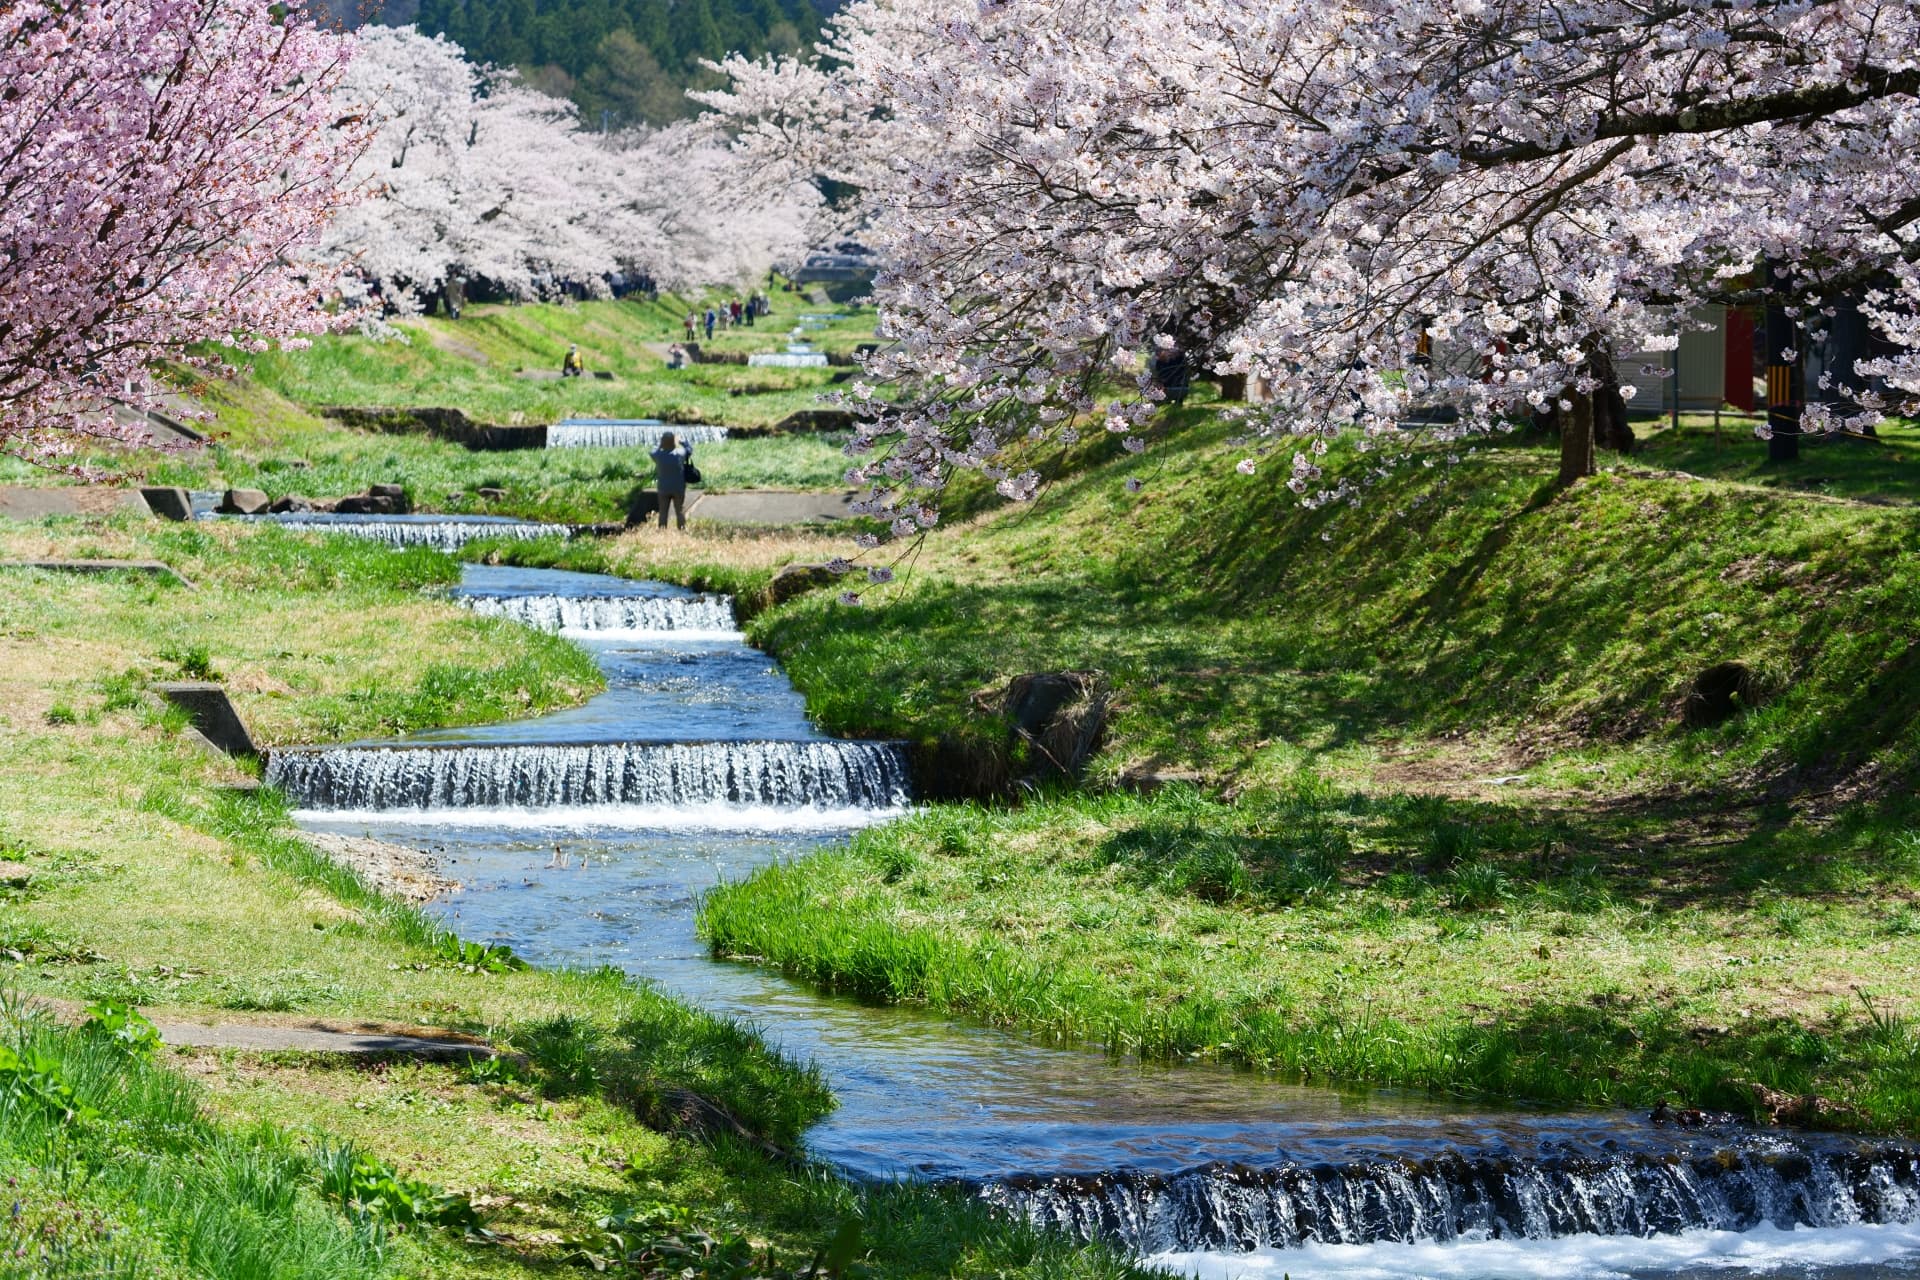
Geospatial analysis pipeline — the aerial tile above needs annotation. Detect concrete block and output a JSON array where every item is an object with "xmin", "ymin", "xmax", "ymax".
[
  {"xmin": 140, "ymin": 487, "xmax": 194, "ymax": 521},
  {"xmin": 153, "ymin": 682, "xmax": 258, "ymax": 758}
]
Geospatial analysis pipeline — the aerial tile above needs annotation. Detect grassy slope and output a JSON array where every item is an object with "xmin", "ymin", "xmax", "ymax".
[
  {"xmin": 560, "ymin": 415, "xmax": 1920, "ymax": 1132},
  {"xmin": 0, "ymin": 291, "xmax": 874, "ymax": 523},
  {"xmin": 230, "ymin": 291, "xmax": 871, "ymax": 428},
  {"xmin": 140, "ymin": 380, "xmax": 855, "ymax": 524},
  {"xmin": 0, "ymin": 516, "xmax": 1151, "ymax": 1280}
]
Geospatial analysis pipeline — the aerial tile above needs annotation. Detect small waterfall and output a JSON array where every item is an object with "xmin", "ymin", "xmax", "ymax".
[
  {"xmin": 251, "ymin": 514, "xmax": 566, "ymax": 551},
  {"xmin": 460, "ymin": 591, "xmax": 737, "ymax": 635},
  {"xmin": 267, "ymin": 739, "xmax": 912, "ymax": 814},
  {"xmin": 980, "ymin": 1145, "xmax": 1920, "ymax": 1254},
  {"xmin": 546, "ymin": 421, "xmax": 729, "ymax": 449},
  {"xmin": 748, "ymin": 351, "xmax": 829, "ymax": 368}
]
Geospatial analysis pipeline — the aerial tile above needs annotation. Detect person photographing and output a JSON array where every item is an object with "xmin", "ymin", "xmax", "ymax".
[{"xmin": 649, "ymin": 431, "xmax": 698, "ymax": 529}]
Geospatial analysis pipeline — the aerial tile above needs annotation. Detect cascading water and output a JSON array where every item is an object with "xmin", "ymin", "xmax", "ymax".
[
  {"xmin": 280, "ymin": 563, "xmax": 1920, "ymax": 1280},
  {"xmin": 546, "ymin": 419, "xmax": 729, "ymax": 449},
  {"xmin": 460, "ymin": 590, "xmax": 737, "ymax": 636},
  {"xmin": 982, "ymin": 1140, "xmax": 1920, "ymax": 1254},
  {"xmin": 236, "ymin": 512, "xmax": 567, "ymax": 550},
  {"xmin": 267, "ymin": 739, "xmax": 910, "ymax": 816}
]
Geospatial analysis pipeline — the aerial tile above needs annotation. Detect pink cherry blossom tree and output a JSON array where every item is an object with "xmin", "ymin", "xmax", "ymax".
[
  {"xmin": 810, "ymin": 0, "xmax": 1920, "ymax": 529},
  {"xmin": 0, "ymin": 0, "xmax": 363, "ymax": 466}
]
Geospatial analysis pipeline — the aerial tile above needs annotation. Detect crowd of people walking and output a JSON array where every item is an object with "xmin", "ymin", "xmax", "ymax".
[{"xmin": 684, "ymin": 294, "xmax": 771, "ymax": 342}]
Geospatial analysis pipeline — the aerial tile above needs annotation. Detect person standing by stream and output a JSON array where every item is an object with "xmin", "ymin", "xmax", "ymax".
[{"xmin": 650, "ymin": 431, "xmax": 695, "ymax": 530}]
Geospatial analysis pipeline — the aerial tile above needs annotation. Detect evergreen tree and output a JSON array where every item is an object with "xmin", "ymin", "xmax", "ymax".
[{"xmin": 386, "ymin": 0, "xmax": 807, "ymax": 122}]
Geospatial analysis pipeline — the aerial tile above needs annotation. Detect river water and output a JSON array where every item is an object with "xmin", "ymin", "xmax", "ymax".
[{"xmin": 272, "ymin": 557, "xmax": 1920, "ymax": 1280}]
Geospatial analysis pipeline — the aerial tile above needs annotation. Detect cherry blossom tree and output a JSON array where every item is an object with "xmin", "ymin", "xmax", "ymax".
[
  {"xmin": 0, "ymin": 0, "xmax": 362, "ymax": 465},
  {"xmin": 694, "ymin": 0, "xmax": 945, "ymax": 232},
  {"xmin": 595, "ymin": 122, "xmax": 825, "ymax": 290},
  {"xmin": 322, "ymin": 26, "xmax": 615, "ymax": 313},
  {"xmin": 822, "ymin": 0, "xmax": 1920, "ymax": 526},
  {"xmin": 326, "ymin": 26, "xmax": 827, "ymax": 311}
]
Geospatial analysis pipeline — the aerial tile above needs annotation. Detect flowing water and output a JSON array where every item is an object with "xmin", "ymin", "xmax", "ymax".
[
  {"xmin": 278, "ymin": 561, "xmax": 1920, "ymax": 1280},
  {"xmin": 230, "ymin": 512, "xmax": 571, "ymax": 550},
  {"xmin": 546, "ymin": 419, "xmax": 730, "ymax": 449}
]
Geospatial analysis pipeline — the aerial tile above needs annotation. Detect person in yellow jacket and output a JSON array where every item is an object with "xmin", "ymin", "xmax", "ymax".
[{"xmin": 562, "ymin": 344, "xmax": 584, "ymax": 377}]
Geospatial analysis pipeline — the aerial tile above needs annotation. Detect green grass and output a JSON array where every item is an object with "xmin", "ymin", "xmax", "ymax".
[
  {"xmin": 700, "ymin": 783, "xmax": 1920, "ymax": 1133},
  {"xmin": 0, "ymin": 517, "xmax": 602, "ymax": 744},
  {"xmin": 554, "ymin": 412, "xmax": 1920, "ymax": 1134},
  {"xmin": 0, "ymin": 1002, "xmax": 390, "ymax": 1279},
  {"xmin": 739, "ymin": 418, "xmax": 1920, "ymax": 795},
  {"xmin": 230, "ymin": 292, "xmax": 868, "ymax": 430},
  {"xmin": 0, "ymin": 291, "xmax": 874, "ymax": 523},
  {"xmin": 1634, "ymin": 415, "xmax": 1920, "ymax": 503},
  {"xmin": 140, "ymin": 413, "xmax": 855, "ymax": 524}
]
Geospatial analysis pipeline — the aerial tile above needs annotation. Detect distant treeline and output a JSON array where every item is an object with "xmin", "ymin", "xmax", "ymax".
[{"xmin": 376, "ymin": 0, "xmax": 826, "ymax": 126}]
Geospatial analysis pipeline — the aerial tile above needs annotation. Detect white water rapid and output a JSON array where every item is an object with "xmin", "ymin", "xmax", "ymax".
[
  {"xmin": 458, "ymin": 590, "xmax": 739, "ymax": 639},
  {"xmin": 545, "ymin": 420, "xmax": 729, "ymax": 449}
]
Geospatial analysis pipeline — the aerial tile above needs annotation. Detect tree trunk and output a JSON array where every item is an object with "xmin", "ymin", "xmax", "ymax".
[
  {"xmin": 1559, "ymin": 386, "xmax": 1596, "ymax": 486},
  {"xmin": 1590, "ymin": 348, "xmax": 1636, "ymax": 454}
]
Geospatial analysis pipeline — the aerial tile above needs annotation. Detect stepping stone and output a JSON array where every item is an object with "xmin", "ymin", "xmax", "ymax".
[
  {"xmin": 0, "ymin": 558, "xmax": 193, "ymax": 588},
  {"xmin": 0, "ymin": 486, "xmax": 151, "ymax": 520},
  {"xmin": 153, "ymin": 1020, "xmax": 494, "ymax": 1061}
]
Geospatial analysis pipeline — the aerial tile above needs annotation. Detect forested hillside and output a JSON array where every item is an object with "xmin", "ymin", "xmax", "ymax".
[{"xmin": 390, "ymin": 0, "xmax": 825, "ymax": 125}]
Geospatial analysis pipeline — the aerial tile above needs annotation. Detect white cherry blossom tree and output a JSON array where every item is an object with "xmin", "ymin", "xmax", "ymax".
[
  {"xmin": 810, "ymin": 0, "xmax": 1920, "ymax": 525},
  {"xmin": 325, "ymin": 26, "xmax": 829, "ymax": 310}
]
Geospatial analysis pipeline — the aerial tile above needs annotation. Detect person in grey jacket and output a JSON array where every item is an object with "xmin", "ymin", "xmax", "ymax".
[{"xmin": 650, "ymin": 431, "xmax": 693, "ymax": 529}]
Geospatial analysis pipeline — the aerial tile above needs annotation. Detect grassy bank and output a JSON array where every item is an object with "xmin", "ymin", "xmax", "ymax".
[
  {"xmin": 0, "ymin": 515, "xmax": 1154, "ymax": 1279},
  {"xmin": 0, "ymin": 291, "xmax": 874, "ymax": 523},
  {"xmin": 533, "ymin": 415, "xmax": 1920, "ymax": 1132},
  {"xmin": 139, "ymin": 381, "xmax": 854, "ymax": 524},
  {"xmin": 228, "ymin": 292, "xmax": 871, "ymax": 430}
]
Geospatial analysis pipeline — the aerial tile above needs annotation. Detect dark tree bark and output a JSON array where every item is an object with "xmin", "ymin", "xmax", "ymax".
[
  {"xmin": 1591, "ymin": 348, "xmax": 1636, "ymax": 454},
  {"xmin": 1559, "ymin": 385, "xmax": 1596, "ymax": 486}
]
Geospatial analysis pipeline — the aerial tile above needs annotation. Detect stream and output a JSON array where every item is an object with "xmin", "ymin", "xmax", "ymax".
[{"xmin": 266, "ymin": 552, "xmax": 1920, "ymax": 1280}]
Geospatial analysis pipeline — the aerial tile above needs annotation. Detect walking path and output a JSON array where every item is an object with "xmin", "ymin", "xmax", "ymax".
[
  {"xmin": 689, "ymin": 490, "xmax": 857, "ymax": 524},
  {"xmin": 0, "ymin": 487, "xmax": 150, "ymax": 519}
]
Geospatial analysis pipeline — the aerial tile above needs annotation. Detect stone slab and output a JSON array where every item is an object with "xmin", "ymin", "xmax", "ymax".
[
  {"xmin": 0, "ymin": 486, "xmax": 150, "ymax": 520},
  {"xmin": 140, "ymin": 486, "xmax": 195, "ymax": 521},
  {"xmin": 685, "ymin": 490, "xmax": 859, "ymax": 525},
  {"xmin": 153, "ymin": 682, "xmax": 258, "ymax": 757},
  {"xmin": 0, "ymin": 558, "xmax": 192, "ymax": 588},
  {"xmin": 154, "ymin": 1021, "xmax": 493, "ymax": 1060},
  {"xmin": 108, "ymin": 399, "xmax": 205, "ymax": 448}
]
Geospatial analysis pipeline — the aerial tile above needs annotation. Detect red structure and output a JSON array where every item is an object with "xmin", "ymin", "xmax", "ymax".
[{"xmin": 1724, "ymin": 308, "xmax": 1756, "ymax": 412}]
